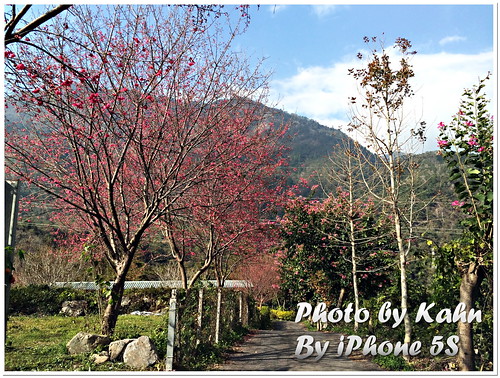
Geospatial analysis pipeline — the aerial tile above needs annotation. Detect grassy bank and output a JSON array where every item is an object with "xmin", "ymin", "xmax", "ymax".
[{"xmin": 5, "ymin": 315, "xmax": 165, "ymax": 371}]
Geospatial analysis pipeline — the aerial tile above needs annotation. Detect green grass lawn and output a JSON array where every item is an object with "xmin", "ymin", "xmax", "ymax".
[{"xmin": 5, "ymin": 314, "xmax": 166, "ymax": 371}]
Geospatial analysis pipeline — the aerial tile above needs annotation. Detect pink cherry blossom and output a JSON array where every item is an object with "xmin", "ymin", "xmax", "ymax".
[{"xmin": 437, "ymin": 139, "xmax": 448, "ymax": 148}]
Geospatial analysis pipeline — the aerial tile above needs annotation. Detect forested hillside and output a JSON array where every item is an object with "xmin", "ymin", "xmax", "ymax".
[{"xmin": 5, "ymin": 102, "xmax": 457, "ymax": 238}]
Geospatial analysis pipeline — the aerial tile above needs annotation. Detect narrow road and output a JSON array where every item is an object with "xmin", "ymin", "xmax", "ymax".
[{"xmin": 215, "ymin": 321, "xmax": 384, "ymax": 371}]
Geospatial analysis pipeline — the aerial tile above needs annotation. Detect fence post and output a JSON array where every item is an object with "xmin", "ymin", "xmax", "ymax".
[
  {"xmin": 238, "ymin": 291, "xmax": 243, "ymax": 324},
  {"xmin": 244, "ymin": 293, "xmax": 250, "ymax": 326},
  {"xmin": 5, "ymin": 180, "xmax": 20, "ymax": 341},
  {"xmin": 215, "ymin": 287, "xmax": 222, "ymax": 344},
  {"xmin": 196, "ymin": 287, "xmax": 203, "ymax": 346},
  {"xmin": 165, "ymin": 288, "xmax": 177, "ymax": 371}
]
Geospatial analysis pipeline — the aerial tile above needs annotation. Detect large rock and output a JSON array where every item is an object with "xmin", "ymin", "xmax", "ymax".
[
  {"xmin": 109, "ymin": 338, "xmax": 136, "ymax": 361},
  {"xmin": 60, "ymin": 300, "xmax": 88, "ymax": 316},
  {"xmin": 121, "ymin": 296, "xmax": 131, "ymax": 307},
  {"xmin": 91, "ymin": 351, "xmax": 110, "ymax": 364},
  {"xmin": 123, "ymin": 336, "xmax": 159, "ymax": 369},
  {"xmin": 66, "ymin": 332, "xmax": 111, "ymax": 355}
]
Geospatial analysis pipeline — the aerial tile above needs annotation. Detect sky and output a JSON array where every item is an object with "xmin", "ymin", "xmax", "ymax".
[
  {"xmin": 5, "ymin": 3, "xmax": 496, "ymax": 152},
  {"xmin": 233, "ymin": 3, "xmax": 495, "ymax": 152}
]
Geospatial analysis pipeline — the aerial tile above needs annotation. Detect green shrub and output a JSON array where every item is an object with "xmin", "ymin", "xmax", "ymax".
[
  {"xmin": 9, "ymin": 285, "xmax": 99, "ymax": 316},
  {"xmin": 372, "ymin": 354, "xmax": 414, "ymax": 371},
  {"xmin": 258, "ymin": 306, "xmax": 272, "ymax": 329},
  {"xmin": 270, "ymin": 309, "xmax": 295, "ymax": 321},
  {"xmin": 9, "ymin": 285, "xmax": 177, "ymax": 316},
  {"xmin": 9, "ymin": 285, "xmax": 65, "ymax": 315}
]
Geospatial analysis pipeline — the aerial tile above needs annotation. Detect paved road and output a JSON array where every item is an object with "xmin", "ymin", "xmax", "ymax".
[{"xmin": 215, "ymin": 321, "xmax": 384, "ymax": 371}]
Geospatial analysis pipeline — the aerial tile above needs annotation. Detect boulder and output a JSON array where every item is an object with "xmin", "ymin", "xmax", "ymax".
[
  {"xmin": 109, "ymin": 338, "xmax": 136, "ymax": 361},
  {"xmin": 60, "ymin": 300, "xmax": 88, "ymax": 317},
  {"xmin": 91, "ymin": 351, "xmax": 110, "ymax": 364},
  {"xmin": 123, "ymin": 336, "xmax": 159, "ymax": 369},
  {"xmin": 121, "ymin": 295, "xmax": 131, "ymax": 307},
  {"xmin": 66, "ymin": 332, "xmax": 111, "ymax": 355}
]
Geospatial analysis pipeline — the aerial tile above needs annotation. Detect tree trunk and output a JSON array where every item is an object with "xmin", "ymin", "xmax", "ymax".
[
  {"xmin": 101, "ymin": 281, "xmax": 125, "ymax": 336},
  {"xmin": 196, "ymin": 288, "xmax": 204, "ymax": 346},
  {"xmin": 349, "ymin": 216, "xmax": 360, "ymax": 332},
  {"xmin": 399, "ymin": 243, "xmax": 412, "ymax": 345},
  {"xmin": 395, "ymin": 208, "xmax": 412, "ymax": 349},
  {"xmin": 457, "ymin": 262, "xmax": 483, "ymax": 371},
  {"xmin": 101, "ymin": 259, "xmax": 131, "ymax": 336},
  {"xmin": 337, "ymin": 287, "xmax": 346, "ymax": 308},
  {"xmin": 388, "ymin": 151, "xmax": 412, "ymax": 348},
  {"xmin": 347, "ymin": 169, "xmax": 360, "ymax": 332}
]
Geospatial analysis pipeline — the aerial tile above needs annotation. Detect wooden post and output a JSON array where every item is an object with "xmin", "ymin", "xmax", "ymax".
[
  {"xmin": 5, "ymin": 180, "xmax": 20, "ymax": 340},
  {"xmin": 244, "ymin": 293, "xmax": 249, "ymax": 326},
  {"xmin": 165, "ymin": 288, "xmax": 177, "ymax": 371},
  {"xmin": 238, "ymin": 291, "xmax": 243, "ymax": 324},
  {"xmin": 215, "ymin": 287, "xmax": 222, "ymax": 344},
  {"xmin": 196, "ymin": 288, "xmax": 203, "ymax": 346}
]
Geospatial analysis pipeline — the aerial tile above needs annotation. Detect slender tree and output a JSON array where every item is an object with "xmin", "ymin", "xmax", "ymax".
[
  {"xmin": 237, "ymin": 253, "xmax": 281, "ymax": 309},
  {"xmin": 346, "ymin": 36, "xmax": 425, "ymax": 347},
  {"xmin": 323, "ymin": 140, "xmax": 393, "ymax": 331},
  {"xmin": 5, "ymin": 4, "xmax": 272, "ymax": 336}
]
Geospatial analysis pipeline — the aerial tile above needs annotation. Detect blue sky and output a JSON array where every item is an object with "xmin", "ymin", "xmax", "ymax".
[
  {"xmin": 240, "ymin": 4, "xmax": 493, "ymax": 79},
  {"xmin": 234, "ymin": 3, "xmax": 495, "ymax": 151}
]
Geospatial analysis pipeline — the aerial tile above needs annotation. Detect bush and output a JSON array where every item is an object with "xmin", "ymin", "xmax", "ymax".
[
  {"xmin": 258, "ymin": 306, "xmax": 272, "ymax": 329},
  {"xmin": 270, "ymin": 308, "xmax": 295, "ymax": 321},
  {"xmin": 372, "ymin": 354, "xmax": 414, "ymax": 371},
  {"xmin": 9, "ymin": 285, "xmax": 98, "ymax": 316},
  {"xmin": 9, "ymin": 285, "xmax": 178, "ymax": 317},
  {"xmin": 9, "ymin": 285, "xmax": 61, "ymax": 315}
]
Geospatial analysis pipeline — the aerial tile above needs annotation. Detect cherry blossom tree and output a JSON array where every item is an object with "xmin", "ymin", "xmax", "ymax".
[
  {"xmin": 278, "ymin": 191, "xmax": 394, "ymax": 309},
  {"xmin": 237, "ymin": 253, "xmax": 281, "ymax": 309},
  {"xmin": 159, "ymin": 104, "xmax": 286, "ymax": 290},
  {"xmin": 157, "ymin": 109, "xmax": 287, "ymax": 344},
  {"xmin": 5, "ymin": 4, "xmax": 276, "ymax": 336}
]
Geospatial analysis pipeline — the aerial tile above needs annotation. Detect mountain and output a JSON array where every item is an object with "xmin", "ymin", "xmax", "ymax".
[{"xmin": 258, "ymin": 106, "xmax": 372, "ymax": 192}]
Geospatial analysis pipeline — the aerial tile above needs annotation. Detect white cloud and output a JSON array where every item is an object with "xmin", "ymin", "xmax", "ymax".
[
  {"xmin": 270, "ymin": 62, "xmax": 357, "ymax": 126},
  {"xmin": 439, "ymin": 35, "xmax": 467, "ymax": 46},
  {"xmin": 409, "ymin": 51, "xmax": 493, "ymax": 149},
  {"xmin": 270, "ymin": 50, "xmax": 494, "ymax": 151},
  {"xmin": 310, "ymin": 5, "xmax": 338, "ymax": 18}
]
